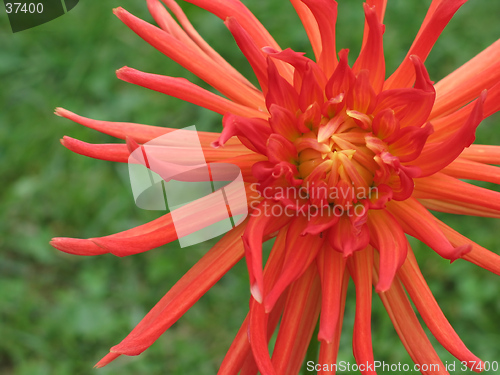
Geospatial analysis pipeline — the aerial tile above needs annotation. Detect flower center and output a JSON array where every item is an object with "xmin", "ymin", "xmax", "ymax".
[{"xmin": 295, "ymin": 106, "xmax": 379, "ymax": 209}]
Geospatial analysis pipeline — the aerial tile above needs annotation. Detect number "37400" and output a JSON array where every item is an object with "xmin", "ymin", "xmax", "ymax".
[{"xmin": 5, "ymin": 3, "xmax": 44, "ymax": 14}]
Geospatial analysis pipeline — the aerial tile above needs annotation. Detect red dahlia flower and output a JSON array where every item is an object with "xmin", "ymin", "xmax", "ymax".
[{"xmin": 51, "ymin": 0, "xmax": 500, "ymax": 373}]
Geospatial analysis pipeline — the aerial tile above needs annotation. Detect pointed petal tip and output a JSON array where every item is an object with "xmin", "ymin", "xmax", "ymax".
[
  {"xmin": 54, "ymin": 108, "xmax": 81, "ymax": 122},
  {"xmin": 250, "ymin": 283, "xmax": 263, "ymax": 304},
  {"xmin": 263, "ymin": 294, "xmax": 276, "ymax": 314},
  {"xmin": 50, "ymin": 237, "xmax": 107, "ymax": 256},
  {"xmin": 94, "ymin": 352, "xmax": 121, "ymax": 368},
  {"xmin": 375, "ymin": 282, "xmax": 391, "ymax": 294},
  {"xmin": 211, "ymin": 140, "xmax": 222, "ymax": 148},
  {"xmin": 60, "ymin": 135, "xmax": 77, "ymax": 148},
  {"xmin": 317, "ymin": 331, "xmax": 333, "ymax": 345},
  {"xmin": 116, "ymin": 66, "xmax": 132, "ymax": 79},
  {"xmin": 54, "ymin": 107, "xmax": 67, "ymax": 117},
  {"xmin": 112, "ymin": 7, "xmax": 125, "ymax": 16}
]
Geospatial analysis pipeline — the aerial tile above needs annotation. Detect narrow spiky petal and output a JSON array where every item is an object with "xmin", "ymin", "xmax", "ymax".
[
  {"xmin": 226, "ymin": 17, "xmax": 269, "ymax": 95},
  {"xmin": 367, "ymin": 209, "xmax": 408, "ymax": 292},
  {"xmin": 317, "ymin": 243, "xmax": 346, "ymax": 343},
  {"xmin": 300, "ymin": 0, "xmax": 338, "ymax": 78},
  {"xmin": 53, "ymin": 1, "xmax": 500, "ymax": 373},
  {"xmin": 289, "ymin": 0, "xmax": 322, "ymax": 62},
  {"xmin": 460, "ymin": 144, "xmax": 500, "ymax": 164},
  {"xmin": 249, "ymin": 228, "xmax": 289, "ymax": 375},
  {"xmin": 317, "ymin": 272, "xmax": 349, "ymax": 374},
  {"xmin": 219, "ymin": 291, "xmax": 288, "ymax": 375},
  {"xmin": 353, "ymin": 3, "xmax": 385, "ymax": 93},
  {"xmin": 182, "ymin": 0, "xmax": 294, "ymax": 82},
  {"xmin": 155, "ymin": 0, "xmax": 254, "ymax": 86},
  {"xmin": 438, "ymin": 221, "xmax": 500, "ymax": 276},
  {"xmin": 95, "ymin": 223, "xmax": 246, "ymax": 365},
  {"xmin": 117, "ymin": 67, "xmax": 267, "ymax": 119},
  {"xmin": 387, "ymin": 198, "xmax": 470, "ymax": 261},
  {"xmin": 409, "ymin": 91, "xmax": 485, "ymax": 176},
  {"xmin": 432, "ymin": 39, "xmax": 500, "ymax": 118},
  {"xmin": 414, "ymin": 173, "xmax": 500, "ymax": 213},
  {"xmin": 242, "ymin": 200, "xmax": 292, "ymax": 303},
  {"xmin": 348, "ymin": 248, "xmax": 376, "ymax": 375},
  {"xmin": 374, "ymin": 260, "xmax": 447, "ymax": 375},
  {"xmin": 441, "ymin": 158, "xmax": 500, "ymax": 185},
  {"xmin": 271, "ymin": 264, "xmax": 321, "ymax": 375},
  {"xmin": 60, "ymin": 137, "xmax": 130, "ymax": 163},
  {"xmin": 385, "ymin": 0, "xmax": 468, "ymax": 89},
  {"xmin": 114, "ymin": 7, "xmax": 265, "ymax": 109},
  {"xmin": 419, "ymin": 199, "xmax": 500, "ymax": 219},
  {"xmin": 399, "ymin": 248, "xmax": 484, "ymax": 370}
]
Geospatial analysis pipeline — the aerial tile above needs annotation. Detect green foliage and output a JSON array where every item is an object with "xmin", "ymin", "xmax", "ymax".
[{"xmin": 1, "ymin": 1, "xmax": 499, "ymax": 374}]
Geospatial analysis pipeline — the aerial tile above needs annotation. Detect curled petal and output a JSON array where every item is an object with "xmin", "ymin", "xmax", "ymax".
[
  {"xmin": 353, "ymin": 3, "xmax": 385, "ymax": 93},
  {"xmin": 388, "ymin": 122, "xmax": 434, "ymax": 163},
  {"xmin": 328, "ymin": 214, "xmax": 370, "ymax": 257},
  {"xmin": 263, "ymin": 47, "xmax": 327, "ymax": 91},
  {"xmin": 249, "ymin": 301, "xmax": 275, "ymax": 375},
  {"xmin": 51, "ymin": 213, "xmax": 178, "ymax": 257},
  {"xmin": 438, "ymin": 221, "xmax": 500, "ymax": 276},
  {"xmin": 347, "ymin": 70, "xmax": 376, "ymax": 114},
  {"xmin": 387, "ymin": 198, "xmax": 471, "ymax": 261},
  {"xmin": 325, "ymin": 49, "xmax": 356, "ymax": 100},
  {"xmin": 301, "ymin": 208, "xmax": 340, "ymax": 236},
  {"xmin": 364, "ymin": 0, "xmax": 387, "ymax": 23},
  {"xmin": 385, "ymin": 0, "xmax": 468, "ymax": 89},
  {"xmin": 61, "ymin": 135, "xmax": 252, "ymax": 165},
  {"xmin": 289, "ymin": 0, "xmax": 322, "ymax": 62},
  {"xmin": 419, "ymin": 199, "xmax": 500, "ymax": 219},
  {"xmin": 375, "ymin": 56, "xmax": 435, "ymax": 128},
  {"xmin": 300, "ymin": 0, "xmax": 339, "ymax": 78},
  {"xmin": 214, "ymin": 114, "xmax": 272, "ymax": 155},
  {"xmin": 220, "ymin": 263, "xmax": 289, "ymax": 374},
  {"xmin": 409, "ymin": 91, "xmax": 486, "ymax": 176},
  {"xmin": 52, "ymin": 182, "xmax": 254, "ymax": 257},
  {"xmin": 371, "ymin": 108, "xmax": 399, "ymax": 140},
  {"xmin": 299, "ymin": 63, "xmax": 326, "ymax": 113},
  {"xmin": 265, "ymin": 58, "xmax": 300, "ymax": 114}
]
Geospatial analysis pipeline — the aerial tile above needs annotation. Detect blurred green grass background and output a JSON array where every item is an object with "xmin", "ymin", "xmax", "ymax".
[{"xmin": 1, "ymin": 0, "xmax": 500, "ymax": 374}]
